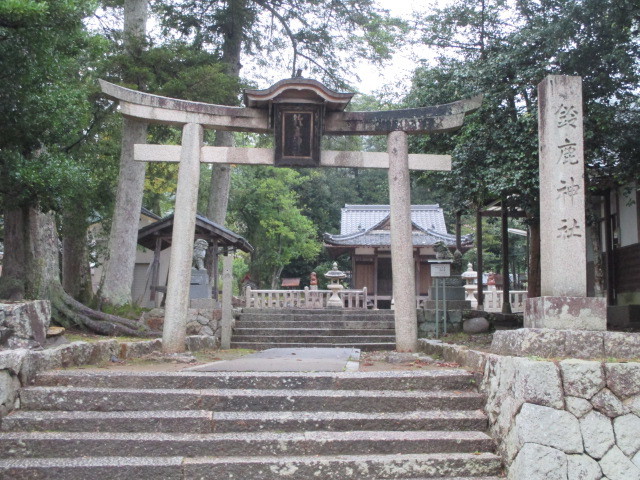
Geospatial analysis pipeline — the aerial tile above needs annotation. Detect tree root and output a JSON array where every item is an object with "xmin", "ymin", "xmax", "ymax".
[{"xmin": 50, "ymin": 284, "xmax": 161, "ymax": 337}]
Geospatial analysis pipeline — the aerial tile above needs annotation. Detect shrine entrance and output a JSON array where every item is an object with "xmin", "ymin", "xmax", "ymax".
[{"xmin": 100, "ymin": 77, "xmax": 481, "ymax": 353}]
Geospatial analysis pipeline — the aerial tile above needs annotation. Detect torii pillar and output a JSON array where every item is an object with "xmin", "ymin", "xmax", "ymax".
[{"xmin": 100, "ymin": 78, "xmax": 481, "ymax": 353}]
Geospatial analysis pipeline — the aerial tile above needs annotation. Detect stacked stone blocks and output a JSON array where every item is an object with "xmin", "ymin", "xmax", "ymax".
[{"xmin": 420, "ymin": 338, "xmax": 640, "ymax": 480}]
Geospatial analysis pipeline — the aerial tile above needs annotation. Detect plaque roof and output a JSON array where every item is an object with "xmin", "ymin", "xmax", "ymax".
[{"xmin": 244, "ymin": 78, "xmax": 354, "ymax": 111}]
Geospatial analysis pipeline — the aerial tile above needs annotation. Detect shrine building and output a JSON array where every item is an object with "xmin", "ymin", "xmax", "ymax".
[{"xmin": 324, "ymin": 204, "xmax": 473, "ymax": 309}]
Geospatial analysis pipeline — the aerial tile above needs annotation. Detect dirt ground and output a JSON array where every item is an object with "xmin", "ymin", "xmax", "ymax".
[{"xmin": 62, "ymin": 330, "xmax": 494, "ymax": 373}]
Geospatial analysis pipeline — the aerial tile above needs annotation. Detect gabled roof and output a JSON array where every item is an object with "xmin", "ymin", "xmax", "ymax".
[
  {"xmin": 137, "ymin": 213, "xmax": 253, "ymax": 253},
  {"xmin": 324, "ymin": 204, "xmax": 473, "ymax": 248}
]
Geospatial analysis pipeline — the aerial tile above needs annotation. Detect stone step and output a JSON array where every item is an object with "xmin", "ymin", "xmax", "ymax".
[
  {"xmin": 235, "ymin": 320, "xmax": 395, "ymax": 329},
  {"xmin": 231, "ymin": 335, "xmax": 396, "ymax": 344},
  {"xmin": 230, "ymin": 341, "xmax": 396, "ymax": 350},
  {"xmin": 2, "ymin": 410, "xmax": 487, "ymax": 433},
  {"xmin": 0, "ymin": 410, "xmax": 214, "ymax": 433},
  {"xmin": 0, "ymin": 454, "xmax": 504, "ymax": 479},
  {"xmin": 0, "ymin": 430, "xmax": 495, "ymax": 458},
  {"xmin": 233, "ymin": 327, "xmax": 396, "ymax": 336},
  {"xmin": 241, "ymin": 308, "xmax": 395, "ymax": 316},
  {"xmin": 19, "ymin": 387, "xmax": 486, "ymax": 412},
  {"xmin": 34, "ymin": 370, "xmax": 478, "ymax": 391},
  {"xmin": 209, "ymin": 410, "xmax": 488, "ymax": 433},
  {"xmin": 238, "ymin": 313, "xmax": 395, "ymax": 322}
]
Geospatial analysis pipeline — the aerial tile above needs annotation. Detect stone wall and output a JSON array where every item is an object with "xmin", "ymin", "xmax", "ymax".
[
  {"xmin": 141, "ymin": 307, "xmax": 222, "ymax": 337},
  {"xmin": 0, "ymin": 335, "xmax": 218, "ymax": 420},
  {"xmin": 419, "ymin": 338, "xmax": 640, "ymax": 480}
]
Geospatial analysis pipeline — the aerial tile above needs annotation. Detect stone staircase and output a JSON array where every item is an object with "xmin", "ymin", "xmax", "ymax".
[
  {"xmin": 0, "ymin": 369, "xmax": 503, "ymax": 479},
  {"xmin": 231, "ymin": 308, "xmax": 397, "ymax": 350}
]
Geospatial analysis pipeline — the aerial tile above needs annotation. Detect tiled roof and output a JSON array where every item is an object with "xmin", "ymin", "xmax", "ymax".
[
  {"xmin": 339, "ymin": 204, "xmax": 447, "ymax": 235},
  {"xmin": 325, "ymin": 204, "xmax": 473, "ymax": 248}
]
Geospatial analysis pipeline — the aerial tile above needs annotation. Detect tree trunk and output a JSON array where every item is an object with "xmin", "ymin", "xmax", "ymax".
[
  {"xmin": 528, "ymin": 219, "xmax": 541, "ymax": 298},
  {"xmin": 204, "ymin": 0, "xmax": 245, "ymax": 280},
  {"xmin": 3, "ymin": 205, "xmax": 159, "ymax": 336},
  {"xmin": 100, "ymin": 0, "xmax": 148, "ymax": 307},
  {"xmin": 0, "ymin": 207, "xmax": 26, "ymax": 299},
  {"xmin": 62, "ymin": 208, "xmax": 94, "ymax": 304}
]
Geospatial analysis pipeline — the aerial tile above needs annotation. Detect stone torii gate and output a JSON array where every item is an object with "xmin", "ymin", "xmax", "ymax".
[{"xmin": 100, "ymin": 78, "xmax": 481, "ymax": 353}]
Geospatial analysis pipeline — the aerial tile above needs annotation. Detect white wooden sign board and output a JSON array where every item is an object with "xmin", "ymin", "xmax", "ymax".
[{"xmin": 430, "ymin": 264, "xmax": 451, "ymax": 277}]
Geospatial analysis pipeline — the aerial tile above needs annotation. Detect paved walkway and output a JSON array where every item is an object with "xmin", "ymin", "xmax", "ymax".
[{"xmin": 187, "ymin": 347, "xmax": 361, "ymax": 372}]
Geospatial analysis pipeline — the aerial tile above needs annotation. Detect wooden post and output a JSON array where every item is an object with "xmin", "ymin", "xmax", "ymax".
[
  {"xmin": 150, "ymin": 237, "xmax": 162, "ymax": 307},
  {"xmin": 221, "ymin": 251, "xmax": 234, "ymax": 349},
  {"xmin": 501, "ymin": 199, "xmax": 512, "ymax": 313},
  {"xmin": 162, "ymin": 123, "xmax": 202, "ymax": 353},
  {"xmin": 455, "ymin": 211, "xmax": 462, "ymax": 251},
  {"xmin": 476, "ymin": 208, "xmax": 484, "ymax": 310},
  {"xmin": 388, "ymin": 130, "xmax": 418, "ymax": 352}
]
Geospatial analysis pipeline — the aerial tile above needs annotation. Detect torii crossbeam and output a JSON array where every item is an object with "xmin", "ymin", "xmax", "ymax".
[{"xmin": 100, "ymin": 78, "xmax": 481, "ymax": 353}]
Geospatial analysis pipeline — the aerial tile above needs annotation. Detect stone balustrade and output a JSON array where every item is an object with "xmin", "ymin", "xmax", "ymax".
[{"xmin": 244, "ymin": 287, "xmax": 368, "ymax": 309}]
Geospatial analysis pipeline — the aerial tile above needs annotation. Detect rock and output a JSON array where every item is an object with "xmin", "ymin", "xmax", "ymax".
[
  {"xmin": 200, "ymin": 326, "xmax": 214, "ymax": 336},
  {"xmin": 613, "ymin": 413, "xmax": 640, "ymax": 457},
  {"xmin": 603, "ymin": 332, "xmax": 640, "ymax": 360},
  {"xmin": 185, "ymin": 335, "xmax": 219, "ymax": 352},
  {"xmin": 186, "ymin": 321, "xmax": 201, "ymax": 335},
  {"xmin": 46, "ymin": 326, "xmax": 65, "ymax": 337},
  {"xmin": 386, "ymin": 352, "xmax": 417, "ymax": 364},
  {"xmin": 513, "ymin": 403, "xmax": 583, "ymax": 454},
  {"xmin": 0, "ymin": 349, "xmax": 27, "ymax": 374},
  {"xmin": 0, "ymin": 370, "xmax": 19, "ymax": 407},
  {"xmin": 565, "ymin": 330, "xmax": 606, "ymax": 358},
  {"xmin": 140, "ymin": 308, "xmax": 165, "ymax": 331},
  {"xmin": 0, "ymin": 300, "xmax": 51, "ymax": 346},
  {"xmin": 0, "ymin": 326, "xmax": 13, "ymax": 345},
  {"xmin": 492, "ymin": 328, "xmax": 567, "ymax": 358},
  {"xmin": 566, "ymin": 396, "xmax": 593, "ymax": 418},
  {"xmin": 514, "ymin": 357, "xmax": 564, "ymax": 409},
  {"xmin": 567, "ymin": 454, "xmax": 603, "ymax": 480},
  {"xmin": 560, "ymin": 359, "xmax": 605, "ymax": 399},
  {"xmin": 463, "ymin": 317, "xmax": 490, "ymax": 334},
  {"xmin": 599, "ymin": 445, "xmax": 640, "ymax": 480},
  {"xmin": 580, "ymin": 410, "xmax": 615, "ymax": 459},
  {"xmin": 508, "ymin": 443, "xmax": 567, "ymax": 480},
  {"xmin": 633, "ymin": 450, "xmax": 640, "ymax": 469},
  {"xmin": 606, "ymin": 363, "xmax": 640, "ymax": 399},
  {"xmin": 592, "ymin": 388, "xmax": 629, "ymax": 417},
  {"xmin": 625, "ymin": 395, "xmax": 640, "ymax": 416}
]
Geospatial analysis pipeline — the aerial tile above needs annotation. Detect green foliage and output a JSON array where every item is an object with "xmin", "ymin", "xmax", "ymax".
[
  {"xmin": 0, "ymin": 0, "xmax": 115, "ymax": 214},
  {"xmin": 229, "ymin": 166, "xmax": 321, "ymax": 288},
  {"xmin": 408, "ymin": 0, "xmax": 640, "ymax": 220},
  {"xmin": 154, "ymin": 0, "xmax": 405, "ymax": 87}
]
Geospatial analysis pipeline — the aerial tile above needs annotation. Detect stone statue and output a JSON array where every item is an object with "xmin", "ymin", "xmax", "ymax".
[
  {"xmin": 192, "ymin": 239, "xmax": 208, "ymax": 270},
  {"xmin": 310, "ymin": 272, "xmax": 318, "ymax": 286},
  {"xmin": 434, "ymin": 241, "xmax": 454, "ymax": 260}
]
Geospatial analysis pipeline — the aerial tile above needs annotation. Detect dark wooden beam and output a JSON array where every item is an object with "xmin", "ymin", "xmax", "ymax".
[
  {"xmin": 476, "ymin": 209, "xmax": 484, "ymax": 309},
  {"xmin": 501, "ymin": 200, "xmax": 512, "ymax": 313}
]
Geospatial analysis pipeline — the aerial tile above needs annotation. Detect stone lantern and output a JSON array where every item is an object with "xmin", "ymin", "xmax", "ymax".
[
  {"xmin": 324, "ymin": 262, "xmax": 346, "ymax": 309},
  {"xmin": 461, "ymin": 262, "xmax": 478, "ymax": 308}
]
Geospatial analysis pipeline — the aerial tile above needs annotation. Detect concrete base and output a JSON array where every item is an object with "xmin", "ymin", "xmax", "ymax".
[
  {"xmin": 428, "ymin": 286, "xmax": 467, "ymax": 302},
  {"xmin": 524, "ymin": 296, "xmax": 606, "ymax": 331},
  {"xmin": 491, "ymin": 328, "xmax": 640, "ymax": 359},
  {"xmin": 189, "ymin": 269, "xmax": 211, "ymax": 299},
  {"xmin": 422, "ymin": 300, "xmax": 471, "ymax": 310}
]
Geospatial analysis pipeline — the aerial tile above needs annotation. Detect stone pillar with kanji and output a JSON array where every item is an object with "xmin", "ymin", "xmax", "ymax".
[{"xmin": 524, "ymin": 75, "xmax": 606, "ymax": 330}]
